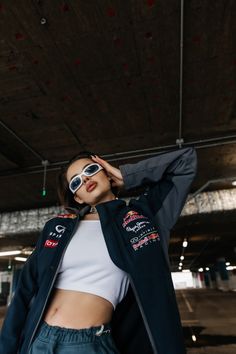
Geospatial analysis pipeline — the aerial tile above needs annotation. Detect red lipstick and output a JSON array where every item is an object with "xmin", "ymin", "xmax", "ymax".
[{"xmin": 86, "ymin": 182, "xmax": 97, "ymax": 192}]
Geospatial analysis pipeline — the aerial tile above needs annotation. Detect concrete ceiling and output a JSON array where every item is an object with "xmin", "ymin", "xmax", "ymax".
[{"xmin": 0, "ymin": 0, "xmax": 236, "ymax": 271}]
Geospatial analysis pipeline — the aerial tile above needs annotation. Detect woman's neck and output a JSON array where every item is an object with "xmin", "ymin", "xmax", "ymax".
[
  {"xmin": 83, "ymin": 195, "xmax": 118, "ymax": 220},
  {"xmin": 83, "ymin": 214, "xmax": 100, "ymax": 220}
]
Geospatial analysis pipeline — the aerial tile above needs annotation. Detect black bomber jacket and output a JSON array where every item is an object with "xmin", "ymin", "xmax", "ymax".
[{"xmin": 0, "ymin": 146, "xmax": 197, "ymax": 354}]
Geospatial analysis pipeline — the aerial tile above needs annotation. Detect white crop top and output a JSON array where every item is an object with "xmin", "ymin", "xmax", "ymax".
[{"xmin": 54, "ymin": 220, "xmax": 130, "ymax": 309}]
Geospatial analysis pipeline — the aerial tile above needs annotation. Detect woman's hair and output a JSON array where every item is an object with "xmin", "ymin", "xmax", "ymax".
[
  {"xmin": 57, "ymin": 151, "xmax": 95, "ymax": 211},
  {"xmin": 57, "ymin": 151, "xmax": 118, "ymax": 212}
]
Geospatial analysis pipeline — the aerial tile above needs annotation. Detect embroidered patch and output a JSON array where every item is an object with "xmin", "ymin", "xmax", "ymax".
[
  {"xmin": 44, "ymin": 240, "xmax": 59, "ymax": 248},
  {"xmin": 49, "ymin": 225, "xmax": 66, "ymax": 238},
  {"xmin": 44, "ymin": 225, "xmax": 66, "ymax": 248},
  {"xmin": 130, "ymin": 232, "xmax": 159, "ymax": 251},
  {"xmin": 122, "ymin": 210, "xmax": 160, "ymax": 251},
  {"xmin": 122, "ymin": 211, "xmax": 148, "ymax": 227},
  {"xmin": 126, "ymin": 220, "xmax": 150, "ymax": 233},
  {"xmin": 57, "ymin": 213, "xmax": 77, "ymax": 219}
]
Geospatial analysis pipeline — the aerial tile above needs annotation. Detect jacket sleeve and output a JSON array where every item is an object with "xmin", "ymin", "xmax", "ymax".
[
  {"xmin": 119, "ymin": 147, "xmax": 197, "ymax": 232},
  {"xmin": 0, "ymin": 222, "xmax": 49, "ymax": 354}
]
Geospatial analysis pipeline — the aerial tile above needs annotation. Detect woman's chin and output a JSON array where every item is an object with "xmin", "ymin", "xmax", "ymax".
[{"xmin": 87, "ymin": 191, "xmax": 115, "ymax": 206}]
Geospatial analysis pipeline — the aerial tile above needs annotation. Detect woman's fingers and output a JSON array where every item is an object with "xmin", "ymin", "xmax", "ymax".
[
  {"xmin": 91, "ymin": 155, "xmax": 111, "ymax": 170},
  {"xmin": 91, "ymin": 155, "xmax": 116, "ymax": 175},
  {"xmin": 91, "ymin": 155, "xmax": 124, "ymax": 188}
]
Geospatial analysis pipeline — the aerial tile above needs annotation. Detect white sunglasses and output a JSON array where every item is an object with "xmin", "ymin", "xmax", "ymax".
[{"xmin": 69, "ymin": 163, "xmax": 103, "ymax": 194}]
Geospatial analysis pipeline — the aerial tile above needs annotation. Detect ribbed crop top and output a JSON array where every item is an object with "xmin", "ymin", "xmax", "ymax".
[{"xmin": 54, "ymin": 220, "xmax": 130, "ymax": 309}]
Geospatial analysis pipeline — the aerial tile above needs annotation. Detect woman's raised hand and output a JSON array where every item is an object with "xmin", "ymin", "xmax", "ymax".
[{"xmin": 91, "ymin": 155, "xmax": 124, "ymax": 189}]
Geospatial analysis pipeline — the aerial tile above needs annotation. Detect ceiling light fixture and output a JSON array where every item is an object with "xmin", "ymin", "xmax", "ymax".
[
  {"xmin": 0, "ymin": 250, "xmax": 21, "ymax": 257},
  {"xmin": 226, "ymin": 265, "xmax": 236, "ymax": 270},
  {"xmin": 14, "ymin": 257, "xmax": 27, "ymax": 262}
]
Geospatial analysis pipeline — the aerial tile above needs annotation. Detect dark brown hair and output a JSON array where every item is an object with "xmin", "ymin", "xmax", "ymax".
[{"xmin": 57, "ymin": 151, "xmax": 118, "ymax": 211}]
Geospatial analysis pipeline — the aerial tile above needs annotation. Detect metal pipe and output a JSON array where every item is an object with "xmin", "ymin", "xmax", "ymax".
[
  {"xmin": 94, "ymin": 134, "xmax": 236, "ymax": 159},
  {"xmin": 0, "ymin": 119, "xmax": 45, "ymax": 161},
  {"xmin": 187, "ymin": 175, "xmax": 236, "ymax": 201},
  {"xmin": 178, "ymin": 0, "xmax": 184, "ymax": 147},
  {"xmin": 0, "ymin": 135, "xmax": 236, "ymax": 178}
]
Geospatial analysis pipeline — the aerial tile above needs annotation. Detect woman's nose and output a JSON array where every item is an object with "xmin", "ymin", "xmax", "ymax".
[{"xmin": 82, "ymin": 175, "xmax": 90, "ymax": 184}]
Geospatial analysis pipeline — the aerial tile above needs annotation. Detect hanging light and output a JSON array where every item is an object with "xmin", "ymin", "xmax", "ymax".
[
  {"xmin": 41, "ymin": 160, "xmax": 49, "ymax": 197},
  {"xmin": 182, "ymin": 239, "xmax": 188, "ymax": 248},
  {"xmin": 8, "ymin": 259, "xmax": 12, "ymax": 270}
]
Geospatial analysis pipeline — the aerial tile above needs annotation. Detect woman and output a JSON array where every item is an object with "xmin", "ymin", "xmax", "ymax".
[{"xmin": 0, "ymin": 146, "xmax": 197, "ymax": 354}]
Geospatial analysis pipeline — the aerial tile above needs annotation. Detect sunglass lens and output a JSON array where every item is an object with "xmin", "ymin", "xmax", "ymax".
[
  {"xmin": 84, "ymin": 164, "xmax": 100, "ymax": 175},
  {"xmin": 70, "ymin": 176, "xmax": 82, "ymax": 193}
]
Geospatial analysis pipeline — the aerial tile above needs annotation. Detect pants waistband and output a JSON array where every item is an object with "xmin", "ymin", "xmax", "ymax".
[{"xmin": 37, "ymin": 321, "xmax": 112, "ymax": 343}]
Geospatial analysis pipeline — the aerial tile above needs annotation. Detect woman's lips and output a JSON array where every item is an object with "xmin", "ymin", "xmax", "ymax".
[{"xmin": 86, "ymin": 182, "xmax": 97, "ymax": 192}]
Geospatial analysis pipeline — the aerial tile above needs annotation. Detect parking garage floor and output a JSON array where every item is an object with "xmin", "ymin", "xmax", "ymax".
[
  {"xmin": 177, "ymin": 288, "xmax": 236, "ymax": 353},
  {"xmin": 0, "ymin": 288, "xmax": 236, "ymax": 353}
]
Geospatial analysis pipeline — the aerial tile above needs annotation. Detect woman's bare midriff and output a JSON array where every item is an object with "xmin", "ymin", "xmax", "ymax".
[{"xmin": 43, "ymin": 288, "xmax": 114, "ymax": 329}]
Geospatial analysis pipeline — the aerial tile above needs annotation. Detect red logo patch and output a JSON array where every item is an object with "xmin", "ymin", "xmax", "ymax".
[
  {"xmin": 44, "ymin": 239, "xmax": 59, "ymax": 248},
  {"xmin": 57, "ymin": 213, "xmax": 77, "ymax": 219},
  {"xmin": 122, "ymin": 211, "xmax": 148, "ymax": 228}
]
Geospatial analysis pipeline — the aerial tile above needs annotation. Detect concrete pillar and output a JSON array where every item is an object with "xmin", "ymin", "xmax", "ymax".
[
  {"xmin": 203, "ymin": 271, "xmax": 210, "ymax": 287},
  {"xmin": 199, "ymin": 271, "xmax": 205, "ymax": 288},
  {"xmin": 209, "ymin": 266, "xmax": 217, "ymax": 289},
  {"xmin": 216, "ymin": 257, "xmax": 229, "ymax": 291},
  {"xmin": 228, "ymin": 270, "xmax": 236, "ymax": 290}
]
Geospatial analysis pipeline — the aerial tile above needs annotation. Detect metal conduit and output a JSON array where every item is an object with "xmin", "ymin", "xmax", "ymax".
[
  {"xmin": 0, "ymin": 135, "xmax": 236, "ymax": 178},
  {"xmin": 177, "ymin": 0, "xmax": 184, "ymax": 148},
  {"xmin": 189, "ymin": 176, "xmax": 236, "ymax": 200},
  {"xmin": 0, "ymin": 120, "xmax": 45, "ymax": 161}
]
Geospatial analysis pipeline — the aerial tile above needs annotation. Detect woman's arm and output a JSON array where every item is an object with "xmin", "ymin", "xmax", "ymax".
[
  {"xmin": 119, "ymin": 147, "xmax": 197, "ymax": 231},
  {"xmin": 91, "ymin": 147, "xmax": 197, "ymax": 251}
]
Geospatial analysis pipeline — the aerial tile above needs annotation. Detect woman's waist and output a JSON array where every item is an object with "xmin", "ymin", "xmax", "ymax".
[{"xmin": 43, "ymin": 288, "xmax": 113, "ymax": 329}]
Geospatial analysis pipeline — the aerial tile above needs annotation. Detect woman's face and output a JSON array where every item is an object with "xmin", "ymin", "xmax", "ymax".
[{"xmin": 66, "ymin": 157, "xmax": 114, "ymax": 206}]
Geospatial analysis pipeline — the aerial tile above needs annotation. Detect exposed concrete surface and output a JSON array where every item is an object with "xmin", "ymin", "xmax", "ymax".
[
  {"xmin": 177, "ymin": 289, "xmax": 236, "ymax": 354},
  {"xmin": 187, "ymin": 345, "xmax": 236, "ymax": 354}
]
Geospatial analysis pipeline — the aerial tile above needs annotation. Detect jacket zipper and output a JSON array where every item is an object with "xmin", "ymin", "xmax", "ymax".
[
  {"xmin": 128, "ymin": 275, "xmax": 158, "ymax": 354},
  {"xmin": 26, "ymin": 218, "xmax": 81, "ymax": 353}
]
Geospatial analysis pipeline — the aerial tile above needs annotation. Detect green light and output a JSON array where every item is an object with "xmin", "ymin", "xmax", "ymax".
[{"xmin": 42, "ymin": 189, "xmax": 46, "ymax": 197}]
